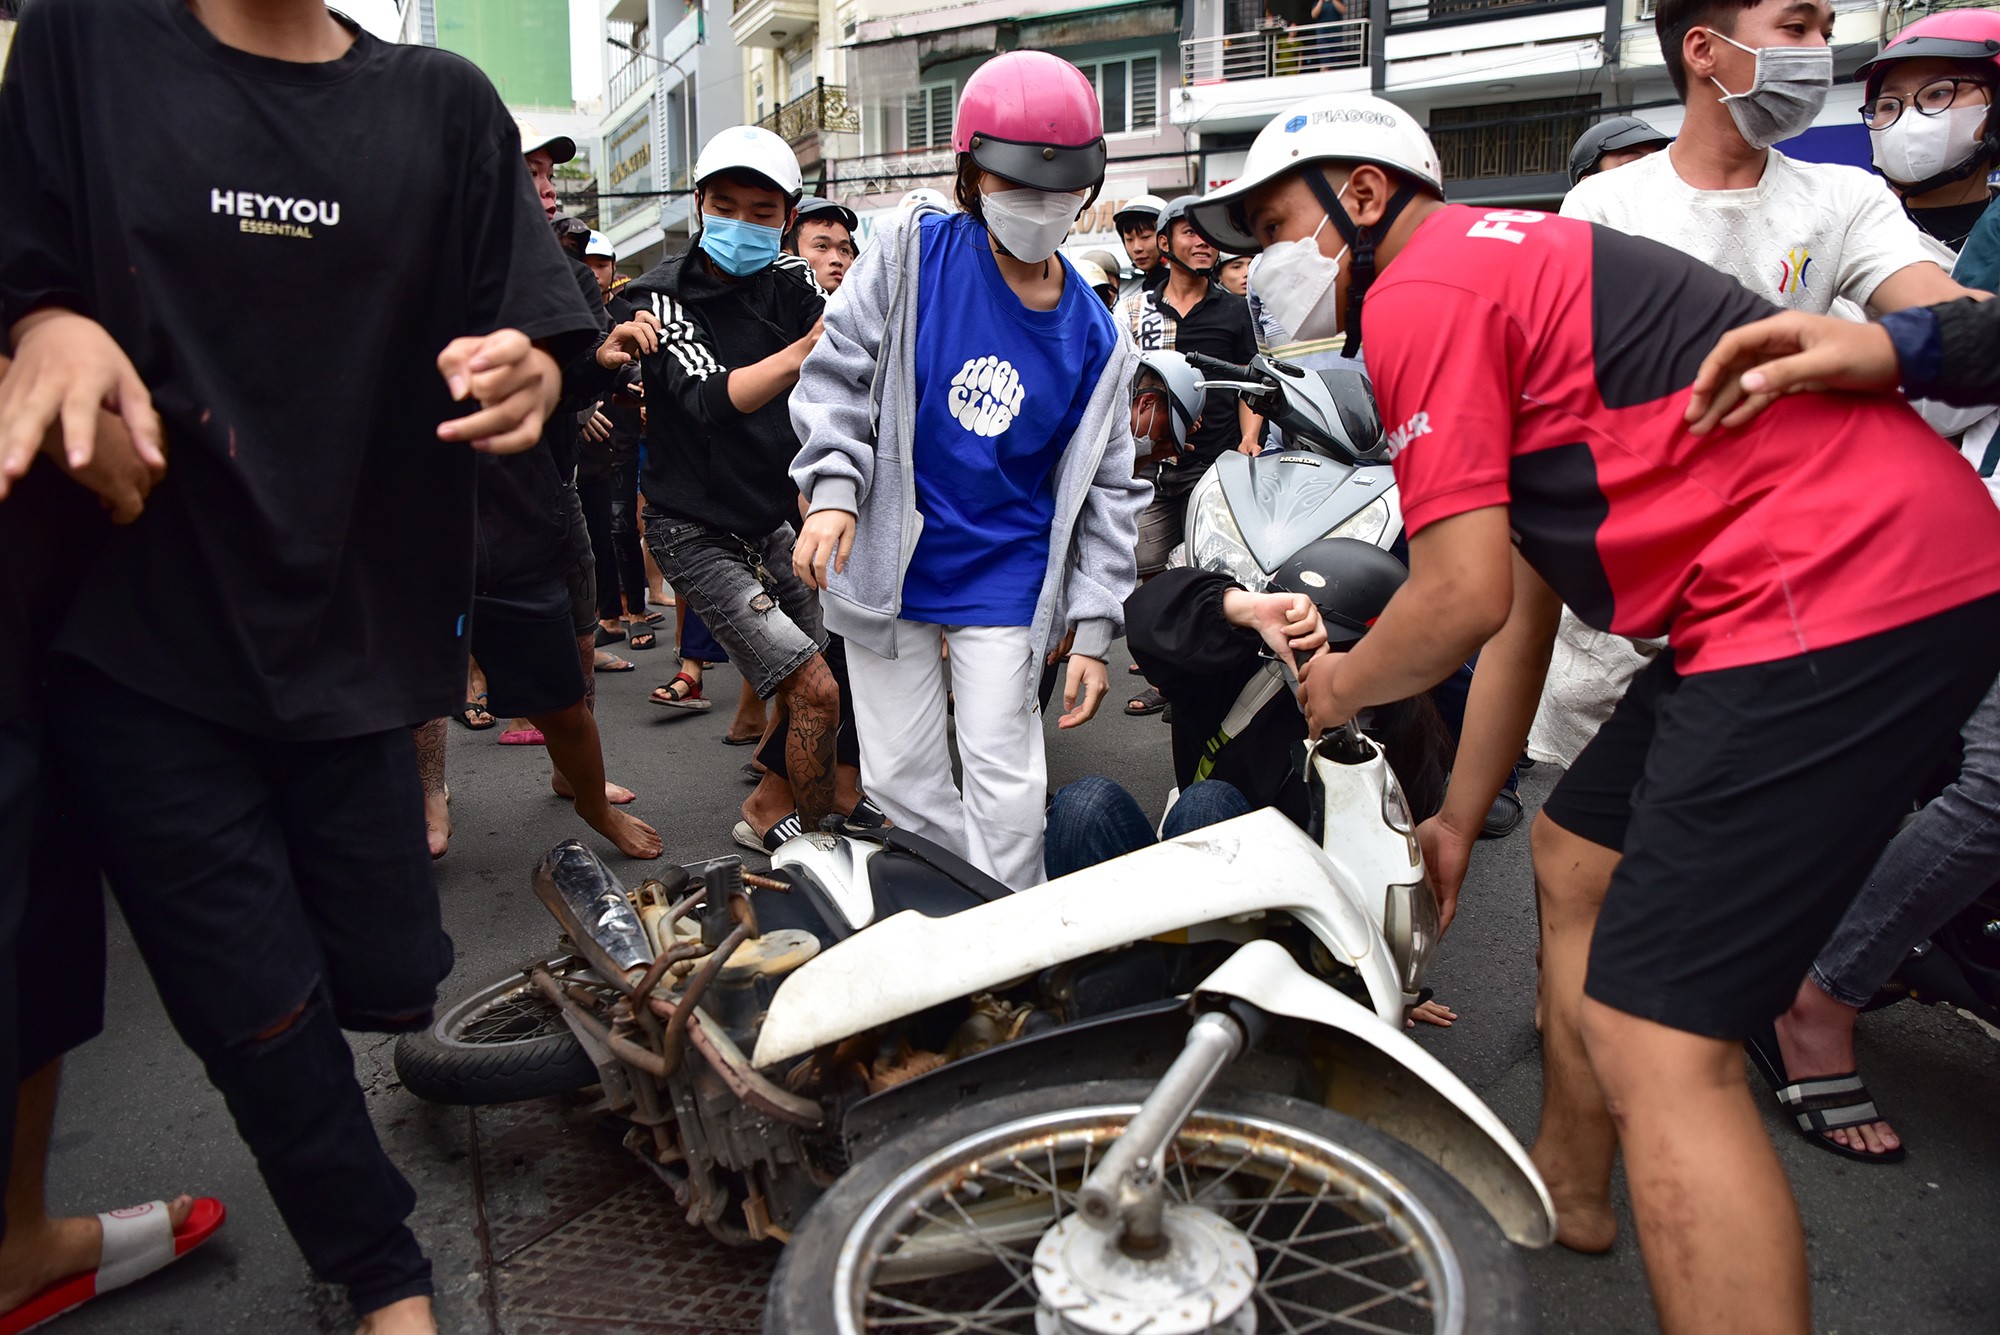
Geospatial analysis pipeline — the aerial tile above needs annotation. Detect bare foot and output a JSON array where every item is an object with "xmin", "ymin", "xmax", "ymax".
[
  {"xmin": 424, "ymin": 785, "xmax": 450, "ymax": 860},
  {"xmin": 1529, "ymin": 1143, "xmax": 1617, "ymax": 1254},
  {"xmin": 0, "ymin": 1195, "xmax": 196, "ymax": 1310},
  {"xmin": 356, "ymin": 1294, "xmax": 437, "ymax": 1335},
  {"xmin": 577, "ymin": 802, "xmax": 663, "ymax": 859},
  {"xmin": 1775, "ymin": 983, "xmax": 1902, "ymax": 1157},
  {"xmin": 551, "ymin": 773, "xmax": 637, "ymax": 806}
]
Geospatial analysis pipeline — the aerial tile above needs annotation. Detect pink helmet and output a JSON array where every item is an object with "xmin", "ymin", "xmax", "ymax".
[
  {"xmin": 952, "ymin": 51, "xmax": 1108, "ymax": 193},
  {"xmin": 1858, "ymin": 10, "xmax": 2000, "ymax": 100}
]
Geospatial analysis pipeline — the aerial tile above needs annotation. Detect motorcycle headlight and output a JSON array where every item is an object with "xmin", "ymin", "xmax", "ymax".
[
  {"xmin": 1326, "ymin": 493, "xmax": 1392, "ymax": 547},
  {"xmin": 1380, "ymin": 770, "xmax": 1413, "ymax": 836},
  {"xmin": 1186, "ymin": 475, "xmax": 1267, "ymax": 590},
  {"xmin": 1384, "ymin": 878, "xmax": 1441, "ymax": 994}
]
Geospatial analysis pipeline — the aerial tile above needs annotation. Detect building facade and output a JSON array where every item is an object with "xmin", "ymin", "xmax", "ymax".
[
  {"xmin": 1182, "ymin": 0, "xmax": 1910, "ymax": 206},
  {"xmin": 597, "ymin": 0, "xmax": 745, "ymax": 274},
  {"xmin": 398, "ymin": 0, "xmax": 602, "ymax": 222}
]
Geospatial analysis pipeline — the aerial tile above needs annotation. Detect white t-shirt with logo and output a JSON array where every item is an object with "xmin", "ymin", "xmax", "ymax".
[{"xmin": 1559, "ymin": 148, "xmax": 1940, "ymax": 315}]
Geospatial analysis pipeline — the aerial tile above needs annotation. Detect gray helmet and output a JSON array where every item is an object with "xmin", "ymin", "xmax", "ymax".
[
  {"xmin": 1132, "ymin": 350, "xmax": 1205, "ymax": 455},
  {"xmin": 1155, "ymin": 195, "xmax": 1214, "ymax": 273},
  {"xmin": 1270, "ymin": 538, "xmax": 1408, "ymax": 647},
  {"xmin": 1568, "ymin": 116, "xmax": 1672, "ymax": 185}
]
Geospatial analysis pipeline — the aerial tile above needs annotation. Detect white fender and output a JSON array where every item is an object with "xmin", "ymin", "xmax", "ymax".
[
  {"xmin": 1196, "ymin": 940, "xmax": 1556, "ymax": 1249},
  {"xmin": 751, "ymin": 811, "xmax": 1401, "ymax": 1069}
]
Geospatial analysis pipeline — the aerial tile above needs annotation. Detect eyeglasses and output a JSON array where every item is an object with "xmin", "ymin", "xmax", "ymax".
[{"xmin": 1861, "ymin": 76, "xmax": 1992, "ymax": 130}]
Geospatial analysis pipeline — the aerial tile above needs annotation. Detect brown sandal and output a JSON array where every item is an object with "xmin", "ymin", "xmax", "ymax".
[{"xmin": 649, "ymin": 672, "xmax": 713, "ymax": 712}]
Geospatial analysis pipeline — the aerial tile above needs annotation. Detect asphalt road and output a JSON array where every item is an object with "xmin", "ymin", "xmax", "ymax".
[{"xmin": 46, "ymin": 645, "xmax": 2000, "ymax": 1332}]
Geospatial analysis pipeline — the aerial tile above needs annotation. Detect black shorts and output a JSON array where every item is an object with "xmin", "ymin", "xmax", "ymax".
[
  {"xmin": 559, "ymin": 485, "xmax": 598, "ymax": 638},
  {"xmin": 1550, "ymin": 594, "xmax": 2000, "ymax": 1040},
  {"xmin": 470, "ymin": 582, "xmax": 587, "ymax": 720}
]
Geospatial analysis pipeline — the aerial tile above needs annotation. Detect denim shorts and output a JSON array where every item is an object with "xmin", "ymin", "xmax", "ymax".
[{"xmin": 643, "ymin": 512, "xmax": 826, "ymax": 699}]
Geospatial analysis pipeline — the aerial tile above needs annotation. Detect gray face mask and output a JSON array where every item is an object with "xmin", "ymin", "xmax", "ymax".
[{"xmin": 1705, "ymin": 28, "xmax": 1833, "ymax": 150}]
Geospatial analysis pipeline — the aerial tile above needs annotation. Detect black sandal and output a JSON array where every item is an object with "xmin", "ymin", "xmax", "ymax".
[
  {"xmin": 1125, "ymin": 686, "xmax": 1167, "ymax": 716},
  {"xmin": 1746, "ymin": 1022, "xmax": 1905, "ymax": 1163},
  {"xmin": 628, "ymin": 625, "xmax": 658, "ymax": 651},
  {"xmin": 456, "ymin": 694, "xmax": 496, "ymax": 730},
  {"xmin": 593, "ymin": 624, "xmax": 626, "ymax": 646}
]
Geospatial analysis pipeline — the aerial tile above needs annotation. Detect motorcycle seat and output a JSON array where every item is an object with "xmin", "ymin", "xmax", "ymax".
[{"xmin": 760, "ymin": 822, "xmax": 1015, "ymax": 943}]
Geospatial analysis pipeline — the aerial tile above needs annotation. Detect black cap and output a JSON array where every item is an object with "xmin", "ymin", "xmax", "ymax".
[
  {"xmin": 794, "ymin": 196, "xmax": 859, "ymax": 234},
  {"xmin": 1269, "ymin": 538, "xmax": 1408, "ymax": 647}
]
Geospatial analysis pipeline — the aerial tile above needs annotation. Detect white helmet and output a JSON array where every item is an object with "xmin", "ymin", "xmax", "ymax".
[
  {"xmin": 693, "ymin": 125, "xmax": 803, "ymax": 199},
  {"xmin": 1113, "ymin": 192, "xmax": 1169, "ymax": 231},
  {"xmin": 1187, "ymin": 94, "xmax": 1442, "ymax": 255},
  {"xmin": 900, "ymin": 187, "xmax": 953, "ymax": 213},
  {"xmin": 1072, "ymin": 258, "xmax": 1113, "ymax": 292}
]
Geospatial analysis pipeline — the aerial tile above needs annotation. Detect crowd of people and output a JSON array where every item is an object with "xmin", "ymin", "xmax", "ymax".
[{"xmin": 2, "ymin": 0, "xmax": 2000, "ymax": 1331}]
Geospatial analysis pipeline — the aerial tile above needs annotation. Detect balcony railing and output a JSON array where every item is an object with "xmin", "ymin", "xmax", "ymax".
[
  {"xmin": 1389, "ymin": 0, "xmax": 1599, "ymax": 29},
  {"xmin": 757, "ymin": 79, "xmax": 862, "ymax": 145},
  {"xmin": 1181, "ymin": 18, "xmax": 1370, "ymax": 84},
  {"xmin": 828, "ymin": 146, "xmax": 956, "ymax": 197},
  {"xmin": 608, "ymin": 46, "xmax": 651, "ymax": 110}
]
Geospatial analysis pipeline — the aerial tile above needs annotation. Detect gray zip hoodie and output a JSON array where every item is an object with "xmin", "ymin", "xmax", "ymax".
[{"xmin": 790, "ymin": 207, "xmax": 1152, "ymax": 707}]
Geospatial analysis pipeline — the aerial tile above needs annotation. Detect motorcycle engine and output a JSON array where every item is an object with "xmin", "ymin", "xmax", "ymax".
[{"xmin": 707, "ymin": 928, "xmax": 821, "ymax": 1050}]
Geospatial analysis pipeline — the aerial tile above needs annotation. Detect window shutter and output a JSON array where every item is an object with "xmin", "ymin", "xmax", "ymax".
[
  {"xmin": 930, "ymin": 85, "xmax": 953, "ymax": 149},
  {"xmin": 1102, "ymin": 60, "xmax": 1128, "ymax": 134},
  {"xmin": 905, "ymin": 90, "xmax": 925, "ymax": 148},
  {"xmin": 1132, "ymin": 56, "xmax": 1158, "ymax": 130}
]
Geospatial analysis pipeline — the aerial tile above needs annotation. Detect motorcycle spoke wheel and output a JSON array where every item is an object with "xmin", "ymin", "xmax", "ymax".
[{"xmin": 831, "ymin": 1105, "xmax": 1464, "ymax": 1334}]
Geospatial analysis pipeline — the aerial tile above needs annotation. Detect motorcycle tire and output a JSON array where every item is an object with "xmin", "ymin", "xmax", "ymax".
[
  {"xmin": 765, "ymin": 1077, "xmax": 1535, "ymax": 1335},
  {"xmin": 394, "ymin": 956, "xmax": 599, "ymax": 1106}
]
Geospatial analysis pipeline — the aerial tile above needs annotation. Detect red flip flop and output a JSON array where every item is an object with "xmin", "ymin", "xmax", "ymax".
[
  {"xmin": 498, "ymin": 727, "xmax": 546, "ymax": 746},
  {"xmin": 0, "ymin": 1198, "xmax": 226, "ymax": 1335}
]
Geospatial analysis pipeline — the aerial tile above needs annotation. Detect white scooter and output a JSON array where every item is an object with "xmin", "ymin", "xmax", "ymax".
[{"xmin": 399, "ymin": 647, "xmax": 1555, "ymax": 1331}]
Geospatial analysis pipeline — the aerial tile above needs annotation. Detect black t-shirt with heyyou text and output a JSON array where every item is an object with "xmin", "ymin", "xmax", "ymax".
[{"xmin": 0, "ymin": 0, "xmax": 599, "ymax": 739}]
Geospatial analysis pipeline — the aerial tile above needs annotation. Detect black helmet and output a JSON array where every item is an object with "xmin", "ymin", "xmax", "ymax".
[
  {"xmin": 1269, "ymin": 538, "xmax": 1407, "ymax": 647},
  {"xmin": 794, "ymin": 195, "xmax": 859, "ymax": 234},
  {"xmin": 1567, "ymin": 116, "xmax": 1672, "ymax": 186}
]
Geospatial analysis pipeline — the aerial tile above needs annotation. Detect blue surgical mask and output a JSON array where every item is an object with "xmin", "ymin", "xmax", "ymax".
[{"xmin": 699, "ymin": 213, "xmax": 783, "ymax": 277}]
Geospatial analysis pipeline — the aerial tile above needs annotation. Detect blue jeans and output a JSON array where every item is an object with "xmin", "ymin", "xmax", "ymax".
[
  {"xmin": 1045, "ymin": 776, "xmax": 1254, "ymax": 881},
  {"xmin": 1813, "ymin": 669, "xmax": 2000, "ymax": 1007}
]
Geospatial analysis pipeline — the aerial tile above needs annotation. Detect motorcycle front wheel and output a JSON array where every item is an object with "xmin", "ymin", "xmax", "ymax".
[
  {"xmin": 394, "ymin": 954, "xmax": 602, "ymax": 1106},
  {"xmin": 766, "ymin": 1078, "xmax": 1534, "ymax": 1335}
]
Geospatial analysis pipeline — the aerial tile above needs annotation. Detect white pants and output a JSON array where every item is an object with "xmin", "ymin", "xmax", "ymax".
[{"xmin": 847, "ymin": 621, "xmax": 1047, "ymax": 889}]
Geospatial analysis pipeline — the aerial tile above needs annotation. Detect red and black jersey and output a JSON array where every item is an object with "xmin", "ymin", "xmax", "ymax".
[{"xmin": 1366, "ymin": 205, "xmax": 2000, "ymax": 674}]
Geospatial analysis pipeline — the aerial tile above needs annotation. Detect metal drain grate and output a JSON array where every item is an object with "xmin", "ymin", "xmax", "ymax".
[{"xmin": 471, "ymin": 1097, "xmax": 777, "ymax": 1333}]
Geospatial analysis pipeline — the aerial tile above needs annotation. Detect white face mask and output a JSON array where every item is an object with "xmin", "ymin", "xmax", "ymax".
[
  {"xmin": 1250, "ymin": 183, "xmax": 1351, "ymax": 344},
  {"xmin": 1872, "ymin": 103, "xmax": 1990, "ymax": 186},
  {"xmin": 980, "ymin": 187, "xmax": 1086, "ymax": 264},
  {"xmin": 1705, "ymin": 29, "xmax": 1833, "ymax": 150}
]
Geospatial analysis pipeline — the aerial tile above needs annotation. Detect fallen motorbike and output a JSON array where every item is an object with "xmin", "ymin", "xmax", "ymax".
[
  {"xmin": 1173, "ymin": 351, "xmax": 1402, "ymax": 588},
  {"xmin": 398, "ymin": 718, "xmax": 1554, "ymax": 1331}
]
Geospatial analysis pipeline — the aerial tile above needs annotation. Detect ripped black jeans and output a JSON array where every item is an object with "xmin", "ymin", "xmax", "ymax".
[{"xmin": 48, "ymin": 662, "xmax": 451, "ymax": 1316}]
